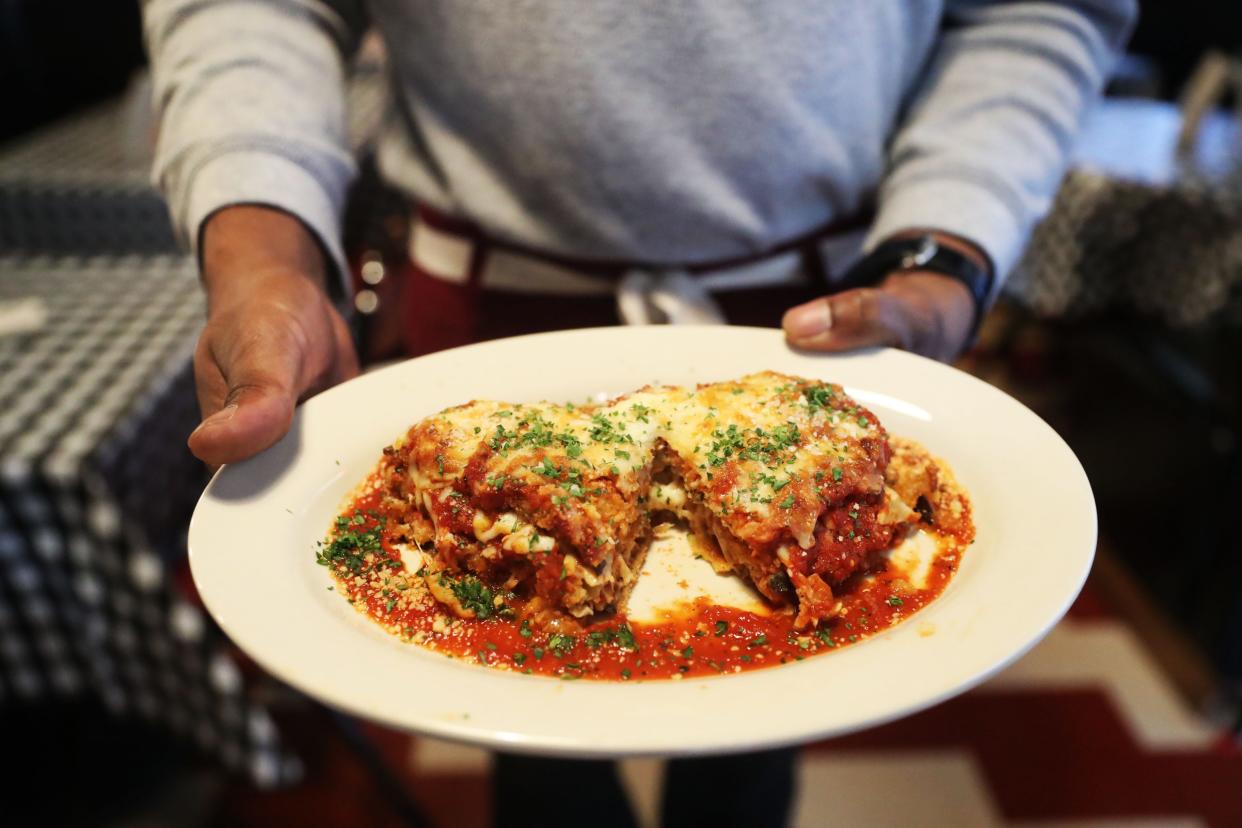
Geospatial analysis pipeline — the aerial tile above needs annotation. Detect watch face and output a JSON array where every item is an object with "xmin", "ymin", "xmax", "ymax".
[{"xmin": 901, "ymin": 235, "xmax": 938, "ymax": 269}]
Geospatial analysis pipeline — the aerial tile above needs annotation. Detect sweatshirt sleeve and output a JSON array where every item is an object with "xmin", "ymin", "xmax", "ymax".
[
  {"xmin": 864, "ymin": 0, "xmax": 1136, "ymax": 290},
  {"xmin": 143, "ymin": 0, "xmax": 368, "ymax": 295}
]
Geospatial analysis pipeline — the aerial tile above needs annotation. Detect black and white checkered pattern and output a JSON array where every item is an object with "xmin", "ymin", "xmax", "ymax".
[
  {"xmin": 0, "ymin": 63, "xmax": 388, "ymax": 788},
  {"xmin": 1007, "ymin": 163, "xmax": 1242, "ymax": 328},
  {"xmin": 0, "ymin": 68, "xmax": 386, "ymax": 258},
  {"xmin": 0, "ymin": 255, "xmax": 299, "ymax": 787}
]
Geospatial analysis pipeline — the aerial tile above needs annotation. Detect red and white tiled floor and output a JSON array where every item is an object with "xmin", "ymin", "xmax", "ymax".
[{"xmin": 209, "ymin": 584, "xmax": 1242, "ymax": 828}]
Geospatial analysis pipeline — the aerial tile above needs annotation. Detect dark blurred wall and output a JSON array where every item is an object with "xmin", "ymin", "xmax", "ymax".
[
  {"xmin": 0, "ymin": 0, "xmax": 145, "ymax": 141},
  {"xmin": 1131, "ymin": 0, "xmax": 1242, "ymax": 94}
]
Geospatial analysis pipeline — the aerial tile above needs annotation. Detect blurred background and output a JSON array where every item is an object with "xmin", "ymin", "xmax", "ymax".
[{"xmin": 2, "ymin": 1, "xmax": 1242, "ymax": 825}]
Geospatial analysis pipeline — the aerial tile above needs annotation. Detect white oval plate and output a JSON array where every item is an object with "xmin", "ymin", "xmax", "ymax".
[{"xmin": 189, "ymin": 327, "xmax": 1095, "ymax": 758}]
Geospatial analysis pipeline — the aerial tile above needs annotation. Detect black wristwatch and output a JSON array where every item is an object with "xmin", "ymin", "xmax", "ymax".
[{"xmin": 836, "ymin": 234, "xmax": 995, "ymax": 343}]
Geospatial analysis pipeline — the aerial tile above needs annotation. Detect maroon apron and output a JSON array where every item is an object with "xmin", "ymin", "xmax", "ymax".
[{"xmin": 393, "ymin": 205, "xmax": 871, "ymax": 357}]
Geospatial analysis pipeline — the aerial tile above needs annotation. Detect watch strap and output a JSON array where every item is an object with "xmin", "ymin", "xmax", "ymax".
[{"xmin": 836, "ymin": 234, "xmax": 994, "ymax": 344}]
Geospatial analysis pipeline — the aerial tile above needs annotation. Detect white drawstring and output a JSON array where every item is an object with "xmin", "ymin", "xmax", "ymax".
[{"xmin": 616, "ymin": 269, "xmax": 726, "ymax": 326}]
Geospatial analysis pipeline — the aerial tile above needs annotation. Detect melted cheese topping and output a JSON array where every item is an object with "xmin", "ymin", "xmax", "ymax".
[{"xmin": 406, "ymin": 371, "xmax": 889, "ymax": 556}]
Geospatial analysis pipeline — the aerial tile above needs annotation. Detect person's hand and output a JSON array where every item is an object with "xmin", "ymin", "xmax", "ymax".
[
  {"xmin": 188, "ymin": 206, "xmax": 358, "ymax": 466},
  {"xmin": 781, "ymin": 233, "xmax": 986, "ymax": 363}
]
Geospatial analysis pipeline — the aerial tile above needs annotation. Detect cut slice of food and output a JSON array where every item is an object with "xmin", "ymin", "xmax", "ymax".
[{"xmin": 379, "ymin": 372, "xmax": 961, "ymax": 629}]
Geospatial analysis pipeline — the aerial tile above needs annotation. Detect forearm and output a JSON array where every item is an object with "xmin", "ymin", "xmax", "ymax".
[{"xmin": 866, "ymin": 0, "xmax": 1136, "ymax": 289}]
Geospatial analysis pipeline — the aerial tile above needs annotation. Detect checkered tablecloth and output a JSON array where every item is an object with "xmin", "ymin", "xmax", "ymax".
[
  {"xmin": 0, "ymin": 59, "xmax": 388, "ymax": 789},
  {"xmin": 0, "ymin": 67, "xmax": 387, "ymax": 258},
  {"xmin": 1005, "ymin": 100, "xmax": 1242, "ymax": 328},
  {"xmin": 0, "ymin": 255, "xmax": 299, "ymax": 786}
]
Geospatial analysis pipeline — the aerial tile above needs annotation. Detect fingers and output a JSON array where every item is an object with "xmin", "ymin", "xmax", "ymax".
[
  {"xmin": 783, "ymin": 272, "xmax": 976, "ymax": 362},
  {"xmin": 188, "ymin": 322, "xmax": 305, "ymax": 466},
  {"xmin": 188, "ymin": 383, "xmax": 296, "ymax": 466},
  {"xmin": 782, "ymin": 288, "xmax": 911, "ymax": 353}
]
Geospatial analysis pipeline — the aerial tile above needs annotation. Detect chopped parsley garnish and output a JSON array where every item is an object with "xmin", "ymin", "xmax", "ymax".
[
  {"xmin": 441, "ymin": 574, "xmax": 499, "ymax": 619},
  {"xmin": 316, "ymin": 511, "xmax": 384, "ymax": 574},
  {"xmin": 748, "ymin": 634, "xmax": 768, "ymax": 648},
  {"xmin": 485, "ymin": 474, "xmax": 506, "ymax": 489},
  {"xmin": 804, "ymin": 384, "xmax": 835, "ymax": 411},
  {"xmin": 519, "ymin": 620, "xmax": 533, "ymax": 638},
  {"xmin": 513, "ymin": 653, "xmax": 527, "ymax": 665},
  {"xmin": 714, "ymin": 620, "xmax": 729, "ymax": 636},
  {"xmin": 615, "ymin": 624, "xmax": 638, "ymax": 651},
  {"xmin": 705, "ymin": 421, "xmax": 802, "ymax": 468},
  {"xmin": 814, "ymin": 629, "xmax": 836, "ymax": 646},
  {"xmin": 589, "ymin": 415, "xmax": 635, "ymax": 445},
  {"xmin": 562, "ymin": 436, "xmax": 584, "ymax": 458},
  {"xmin": 832, "ymin": 466, "xmax": 844, "ymax": 482},
  {"xmin": 779, "ymin": 492, "xmax": 796, "ymax": 509},
  {"xmin": 681, "ymin": 646, "xmax": 694, "ymax": 659},
  {"xmin": 547, "ymin": 633, "xmax": 576, "ymax": 657},
  {"xmin": 886, "ymin": 596, "xmax": 904, "ymax": 607},
  {"xmin": 535, "ymin": 457, "xmax": 561, "ymax": 478},
  {"xmin": 705, "ymin": 423, "xmax": 745, "ymax": 466},
  {"xmin": 630, "ymin": 403, "xmax": 651, "ymax": 422},
  {"xmin": 620, "ymin": 668, "xmax": 632, "ymax": 680},
  {"xmin": 488, "ymin": 424, "xmax": 516, "ymax": 452},
  {"xmin": 577, "ymin": 624, "xmax": 638, "ymax": 652},
  {"xmin": 486, "ymin": 414, "xmax": 584, "ymax": 456}
]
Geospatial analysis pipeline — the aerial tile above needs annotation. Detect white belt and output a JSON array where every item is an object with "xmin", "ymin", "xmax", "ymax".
[{"xmin": 408, "ymin": 214, "xmax": 867, "ymax": 326}]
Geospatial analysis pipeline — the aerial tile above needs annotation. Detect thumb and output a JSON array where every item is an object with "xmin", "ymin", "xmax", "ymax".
[
  {"xmin": 189, "ymin": 350, "xmax": 300, "ymax": 467},
  {"xmin": 782, "ymin": 288, "xmax": 911, "ymax": 352}
]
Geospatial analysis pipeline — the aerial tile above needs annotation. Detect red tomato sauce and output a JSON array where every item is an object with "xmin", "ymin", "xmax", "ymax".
[{"xmin": 317, "ymin": 474, "xmax": 970, "ymax": 682}]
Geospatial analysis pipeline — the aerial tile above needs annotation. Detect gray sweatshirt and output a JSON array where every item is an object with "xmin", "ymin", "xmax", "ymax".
[{"xmin": 144, "ymin": 0, "xmax": 1134, "ymax": 288}]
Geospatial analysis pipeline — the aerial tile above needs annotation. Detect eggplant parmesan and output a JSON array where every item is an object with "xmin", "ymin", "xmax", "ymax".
[{"xmin": 373, "ymin": 371, "xmax": 946, "ymax": 630}]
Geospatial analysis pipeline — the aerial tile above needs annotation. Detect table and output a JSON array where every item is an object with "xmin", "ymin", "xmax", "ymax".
[
  {"xmin": 0, "ymin": 58, "xmax": 389, "ymax": 789},
  {"xmin": 0, "ymin": 255, "xmax": 299, "ymax": 786}
]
